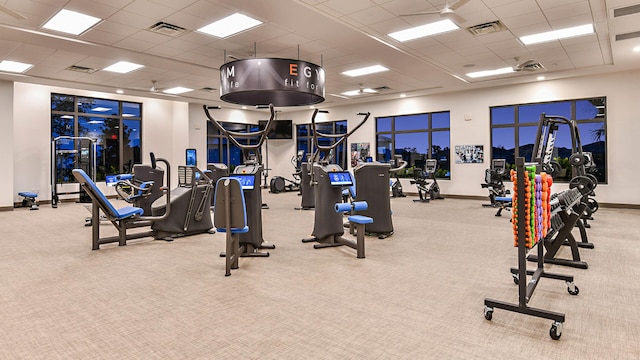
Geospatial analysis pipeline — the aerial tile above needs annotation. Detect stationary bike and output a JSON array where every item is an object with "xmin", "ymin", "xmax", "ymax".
[
  {"xmin": 270, "ymin": 150, "xmax": 303, "ymax": 193},
  {"xmin": 411, "ymin": 159, "xmax": 443, "ymax": 202},
  {"xmin": 481, "ymin": 158, "xmax": 510, "ymax": 207},
  {"xmin": 390, "ymin": 155, "xmax": 408, "ymax": 198}
]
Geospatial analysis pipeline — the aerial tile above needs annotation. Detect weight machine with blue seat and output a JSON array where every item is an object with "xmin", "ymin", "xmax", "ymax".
[
  {"xmin": 16, "ymin": 192, "xmax": 39, "ymax": 210},
  {"xmin": 213, "ymin": 177, "xmax": 250, "ymax": 276}
]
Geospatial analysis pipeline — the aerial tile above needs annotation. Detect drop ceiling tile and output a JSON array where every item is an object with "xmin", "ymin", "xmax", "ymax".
[
  {"xmin": 112, "ymin": 36, "xmax": 158, "ymax": 52},
  {"xmin": 536, "ymin": 0, "xmax": 585, "ymax": 10},
  {"xmin": 145, "ymin": 45, "xmax": 186, "ymax": 58},
  {"xmin": 181, "ymin": 0, "xmax": 230, "ymax": 19},
  {"xmin": 347, "ymin": 6, "xmax": 396, "ymax": 26},
  {"xmin": 77, "ymin": 29, "xmax": 123, "ymax": 45},
  {"xmin": 321, "ymin": 0, "xmax": 377, "ymax": 15},
  {"xmin": 148, "ymin": 0, "xmax": 199, "ymax": 10},
  {"xmin": 108, "ymin": 10, "xmax": 156, "ymax": 27},
  {"xmin": 492, "ymin": 0, "xmax": 541, "ymax": 19},
  {"xmin": 64, "ymin": 0, "xmax": 121, "ymax": 19},
  {"xmin": 121, "ymin": 0, "xmax": 177, "ymax": 20},
  {"xmin": 548, "ymin": 14, "xmax": 595, "ymax": 28},
  {"xmin": 93, "ymin": 20, "xmax": 139, "ymax": 38},
  {"xmin": 500, "ymin": 11, "xmax": 547, "ymax": 30}
]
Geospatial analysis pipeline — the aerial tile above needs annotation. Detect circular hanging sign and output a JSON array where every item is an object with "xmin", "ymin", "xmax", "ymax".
[{"xmin": 219, "ymin": 58, "xmax": 325, "ymax": 107}]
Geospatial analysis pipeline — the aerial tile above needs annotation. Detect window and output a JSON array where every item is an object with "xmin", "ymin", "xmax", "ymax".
[
  {"xmin": 296, "ymin": 120, "xmax": 348, "ymax": 169},
  {"xmin": 490, "ymin": 97, "xmax": 606, "ymax": 183},
  {"xmin": 375, "ymin": 112, "xmax": 451, "ymax": 179},
  {"xmin": 207, "ymin": 121, "xmax": 262, "ymax": 171},
  {"xmin": 51, "ymin": 94, "xmax": 142, "ymax": 181}
]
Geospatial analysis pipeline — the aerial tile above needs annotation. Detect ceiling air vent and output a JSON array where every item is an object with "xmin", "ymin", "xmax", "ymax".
[
  {"xmin": 613, "ymin": 4, "xmax": 640, "ymax": 17},
  {"xmin": 467, "ymin": 20, "xmax": 507, "ymax": 36},
  {"xmin": 616, "ymin": 31, "xmax": 640, "ymax": 41},
  {"xmin": 65, "ymin": 65, "xmax": 96, "ymax": 73},
  {"xmin": 147, "ymin": 22, "xmax": 187, "ymax": 37},
  {"xmin": 372, "ymin": 86, "xmax": 392, "ymax": 92}
]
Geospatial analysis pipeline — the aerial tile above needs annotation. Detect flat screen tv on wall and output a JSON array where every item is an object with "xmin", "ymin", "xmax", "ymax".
[{"xmin": 258, "ymin": 120, "xmax": 293, "ymax": 139}]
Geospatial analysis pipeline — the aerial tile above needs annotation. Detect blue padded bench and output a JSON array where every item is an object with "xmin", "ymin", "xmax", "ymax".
[
  {"xmin": 335, "ymin": 201, "xmax": 372, "ymax": 259},
  {"xmin": 17, "ymin": 192, "xmax": 39, "ymax": 210},
  {"xmin": 494, "ymin": 196, "xmax": 512, "ymax": 217},
  {"xmin": 72, "ymin": 169, "xmax": 148, "ymax": 249}
]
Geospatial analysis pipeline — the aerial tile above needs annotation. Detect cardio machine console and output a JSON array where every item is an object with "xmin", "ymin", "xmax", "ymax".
[
  {"xmin": 229, "ymin": 174, "xmax": 256, "ymax": 190},
  {"xmin": 328, "ymin": 171, "xmax": 353, "ymax": 187}
]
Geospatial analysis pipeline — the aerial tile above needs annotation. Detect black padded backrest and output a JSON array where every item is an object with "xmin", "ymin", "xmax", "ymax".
[{"xmin": 213, "ymin": 178, "xmax": 247, "ymax": 230}]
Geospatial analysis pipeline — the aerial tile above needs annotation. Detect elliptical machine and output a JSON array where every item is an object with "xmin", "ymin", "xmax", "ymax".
[
  {"xmin": 270, "ymin": 150, "xmax": 303, "ymax": 193},
  {"xmin": 481, "ymin": 159, "xmax": 510, "ymax": 207},
  {"xmin": 411, "ymin": 159, "xmax": 444, "ymax": 202},
  {"xmin": 390, "ymin": 155, "xmax": 408, "ymax": 198},
  {"xmin": 203, "ymin": 104, "xmax": 277, "ymax": 257},
  {"xmin": 301, "ymin": 108, "xmax": 370, "ymax": 253}
]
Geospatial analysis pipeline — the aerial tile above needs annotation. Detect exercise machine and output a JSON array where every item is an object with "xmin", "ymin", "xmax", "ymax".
[
  {"xmin": 203, "ymin": 104, "xmax": 277, "ymax": 257},
  {"xmin": 270, "ymin": 150, "xmax": 303, "ymax": 193},
  {"xmin": 390, "ymin": 155, "xmax": 408, "ymax": 198},
  {"xmin": 301, "ymin": 108, "xmax": 371, "ymax": 256},
  {"xmin": 207, "ymin": 163, "xmax": 229, "ymax": 206},
  {"xmin": 411, "ymin": 159, "xmax": 444, "ymax": 202},
  {"xmin": 353, "ymin": 160, "xmax": 395, "ymax": 239},
  {"xmin": 51, "ymin": 136, "xmax": 97, "ymax": 207},
  {"xmin": 108, "ymin": 155, "xmax": 165, "ymax": 216},
  {"xmin": 532, "ymin": 113, "xmax": 599, "ymax": 228},
  {"xmin": 481, "ymin": 159, "xmax": 510, "ymax": 207},
  {"xmin": 213, "ymin": 177, "xmax": 249, "ymax": 276}
]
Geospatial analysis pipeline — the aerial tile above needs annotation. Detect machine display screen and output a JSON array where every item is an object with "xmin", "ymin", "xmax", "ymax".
[
  {"xmin": 328, "ymin": 171, "xmax": 353, "ymax": 187},
  {"xmin": 106, "ymin": 175, "xmax": 118, "ymax": 186},
  {"xmin": 229, "ymin": 174, "xmax": 255, "ymax": 190}
]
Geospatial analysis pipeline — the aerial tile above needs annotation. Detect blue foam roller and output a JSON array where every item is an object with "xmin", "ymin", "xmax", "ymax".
[
  {"xmin": 335, "ymin": 202, "xmax": 352, "ymax": 213},
  {"xmin": 352, "ymin": 201, "xmax": 368, "ymax": 211}
]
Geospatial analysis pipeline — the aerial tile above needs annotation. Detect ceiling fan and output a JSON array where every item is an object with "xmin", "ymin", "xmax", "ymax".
[
  {"xmin": 400, "ymin": 0, "xmax": 470, "ymax": 24},
  {"xmin": 0, "ymin": 4, "xmax": 27, "ymax": 20}
]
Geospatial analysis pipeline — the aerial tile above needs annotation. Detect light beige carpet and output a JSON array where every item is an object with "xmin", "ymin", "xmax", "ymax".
[{"xmin": 0, "ymin": 191, "xmax": 638, "ymax": 359}]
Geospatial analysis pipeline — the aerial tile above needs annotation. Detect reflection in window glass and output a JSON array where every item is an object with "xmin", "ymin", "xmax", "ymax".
[
  {"xmin": 51, "ymin": 94, "xmax": 75, "ymax": 112},
  {"xmin": 122, "ymin": 102, "xmax": 141, "ymax": 118},
  {"xmin": 123, "ymin": 119, "xmax": 141, "ymax": 173},
  {"xmin": 395, "ymin": 132, "xmax": 428, "ymax": 169},
  {"xmin": 377, "ymin": 134, "xmax": 392, "ymax": 162},
  {"xmin": 575, "ymin": 98, "xmax": 605, "ymax": 120},
  {"xmin": 77, "ymin": 97, "xmax": 120, "ymax": 116},
  {"xmin": 295, "ymin": 121, "xmax": 349, "ymax": 169}
]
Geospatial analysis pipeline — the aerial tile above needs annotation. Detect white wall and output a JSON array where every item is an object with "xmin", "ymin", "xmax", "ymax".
[
  {"xmin": 1, "ymin": 80, "xmax": 14, "ymax": 208},
  {"xmin": 284, "ymin": 69, "xmax": 640, "ymax": 205}
]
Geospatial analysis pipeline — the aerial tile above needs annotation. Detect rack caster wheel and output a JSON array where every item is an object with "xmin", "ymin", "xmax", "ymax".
[
  {"xmin": 484, "ymin": 306, "xmax": 493, "ymax": 321},
  {"xmin": 549, "ymin": 321, "xmax": 563, "ymax": 340},
  {"xmin": 512, "ymin": 273, "xmax": 519, "ymax": 285},
  {"xmin": 566, "ymin": 282, "xmax": 579, "ymax": 295}
]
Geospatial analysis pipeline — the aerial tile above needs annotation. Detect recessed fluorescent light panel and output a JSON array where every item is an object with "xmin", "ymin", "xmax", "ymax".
[
  {"xmin": 634, "ymin": 46, "xmax": 640, "ymax": 52},
  {"xmin": 520, "ymin": 24, "xmax": 594, "ymax": 45},
  {"xmin": 0, "ymin": 60, "xmax": 33, "ymax": 73},
  {"xmin": 466, "ymin": 67, "xmax": 514, "ymax": 78},
  {"xmin": 163, "ymin": 87, "xmax": 193, "ymax": 94},
  {"xmin": 42, "ymin": 9, "xmax": 101, "ymax": 35},
  {"xmin": 341, "ymin": 65, "xmax": 388, "ymax": 77},
  {"xmin": 103, "ymin": 61, "xmax": 144, "ymax": 73},
  {"xmin": 197, "ymin": 13, "xmax": 262, "ymax": 38},
  {"xmin": 91, "ymin": 107, "xmax": 111, "ymax": 112},
  {"xmin": 341, "ymin": 88, "xmax": 378, "ymax": 96},
  {"xmin": 388, "ymin": 19, "xmax": 459, "ymax": 42}
]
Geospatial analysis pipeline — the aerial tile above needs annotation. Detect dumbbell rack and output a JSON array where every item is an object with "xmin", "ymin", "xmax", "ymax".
[
  {"xmin": 526, "ymin": 188, "xmax": 590, "ymax": 269},
  {"xmin": 484, "ymin": 157, "xmax": 579, "ymax": 340}
]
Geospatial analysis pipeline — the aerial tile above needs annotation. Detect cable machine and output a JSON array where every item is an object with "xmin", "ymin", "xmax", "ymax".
[{"xmin": 51, "ymin": 136, "xmax": 97, "ymax": 208}]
